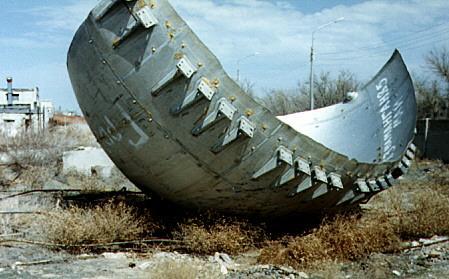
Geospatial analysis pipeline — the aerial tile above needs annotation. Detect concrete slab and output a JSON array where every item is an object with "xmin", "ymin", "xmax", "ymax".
[{"xmin": 63, "ymin": 147, "xmax": 115, "ymax": 178}]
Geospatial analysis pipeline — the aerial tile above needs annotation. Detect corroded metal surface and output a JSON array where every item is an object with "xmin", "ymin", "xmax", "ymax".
[{"xmin": 67, "ymin": 0, "xmax": 417, "ymax": 217}]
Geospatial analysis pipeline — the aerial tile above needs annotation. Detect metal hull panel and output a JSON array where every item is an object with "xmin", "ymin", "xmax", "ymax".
[{"xmin": 67, "ymin": 0, "xmax": 417, "ymax": 217}]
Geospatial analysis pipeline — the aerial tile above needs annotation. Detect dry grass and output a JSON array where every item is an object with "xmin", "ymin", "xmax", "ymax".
[
  {"xmin": 258, "ymin": 214, "xmax": 400, "ymax": 268},
  {"xmin": 0, "ymin": 125, "xmax": 98, "ymax": 166},
  {"xmin": 32, "ymin": 201, "xmax": 157, "ymax": 251},
  {"xmin": 387, "ymin": 187, "xmax": 449, "ymax": 239},
  {"xmin": 7, "ymin": 155, "xmax": 448, "ymax": 272},
  {"xmin": 258, "ymin": 161, "xmax": 449, "ymax": 269},
  {"xmin": 148, "ymin": 257, "xmax": 223, "ymax": 279},
  {"xmin": 175, "ymin": 214, "xmax": 266, "ymax": 255},
  {"xmin": 16, "ymin": 165, "xmax": 58, "ymax": 188},
  {"xmin": 63, "ymin": 170, "xmax": 114, "ymax": 192},
  {"xmin": 62, "ymin": 169, "xmax": 138, "ymax": 193}
]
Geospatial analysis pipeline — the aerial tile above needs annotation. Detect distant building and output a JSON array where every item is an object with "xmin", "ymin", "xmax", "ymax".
[
  {"xmin": 0, "ymin": 77, "xmax": 54, "ymax": 136},
  {"xmin": 50, "ymin": 113, "xmax": 86, "ymax": 126}
]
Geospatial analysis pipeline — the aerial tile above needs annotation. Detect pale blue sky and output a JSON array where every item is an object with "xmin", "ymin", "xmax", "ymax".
[{"xmin": 0, "ymin": 0, "xmax": 448, "ymax": 111}]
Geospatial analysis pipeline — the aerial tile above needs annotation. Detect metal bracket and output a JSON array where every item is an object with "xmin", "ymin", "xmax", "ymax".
[
  {"xmin": 136, "ymin": 6, "xmax": 158, "ymax": 28},
  {"xmin": 367, "ymin": 179, "xmax": 381, "ymax": 192},
  {"xmin": 275, "ymin": 157, "xmax": 310, "ymax": 188},
  {"xmin": 295, "ymin": 166, "xmax": 327, "ymax": 198},
  {"xmin": 151, "ymin": 57, "xmax": 197, "ymax": 96},
  {"xmin": 112, "ymin": 17, "xmax": 140, "ymax": 48},
  {"xmin": 336, "ymin": 190, "xmax": 356, "ymax": 205},
  {"xmin": 328, "ymin": 173, "xmax": 343, "ymax": 189},
  {"xmin": 399, "ymin": 157, "xmax": 412, "ymax": 174},
  {"xmin": 192, "ymin": 98, "xmax": 237, "ymax": 136},
  {"xmin": 93, "ymin": 0, "xmax": 120, "ymax": 21},
  {"xmin": 405, "ymin": 149, "xmax": 415, "ymax": 160},
  {"xmin": 355, "ymin": 179, "xmax": 371, "ymax": 193},
  {"xmin": 384, "ymin": 173, "xmax": 397, "ymax": 187},
  {"xmin": 171, "ymin": 78, "xmax": 215, "ymax": 115},
  {"xmin": 313, "ymin": 167, "xmax": 328, "ymax": 184},
  {"xmin": 350, "ymin": 193, "xmax": 369, "ymax": 204},
  {"xmin": 211, "ymin": 116, "xmax": 255, "ymax": 153},
  {"xmin": 177, "ymin": 57, "xmax": 197, "ymax": 78},
  {"xmin": 376, "ymin": 177, "xmax": 390, "ymax": 190},
  {"xmin": 408, "ymin": 143, "xmax": 417, "ymax": 153},
  {"xmin": 252, "ymin": 146, "xmax": 293, "ymax": 180},
  {"xmin": 110, "ymin": 5, "xmax": 159, "ymax": 48}
]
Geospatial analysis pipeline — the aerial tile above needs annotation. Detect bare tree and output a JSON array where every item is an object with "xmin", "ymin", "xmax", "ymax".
[
  {"xmin": 238, "ymin": 78, "xmax": 256, "ymax": 98},
  {"xmin": 414, "ymin": 76, "xmax": 447, "ymax": 119},
  {"xmin": 412, "ymin": 47, "xmax": 449, "ymax": 119},
  {"xmin": 258, "ymin": 70, "xmax": 361, "ymax": 115},
  {"xmin": 426, "ymin": 47, "xmax": 449, "ymax": 87},
  {"xmin": 259, "ymin": 88, "xmax": 306, "ymax": 115},
  {"xmin": 299, "ymin": 70, "xmax": 361, "ymax": 110}
]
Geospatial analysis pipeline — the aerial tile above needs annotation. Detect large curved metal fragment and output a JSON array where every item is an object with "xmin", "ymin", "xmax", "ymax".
[
  {"xmin": 67, "ymin": 0, "xmax": 417, "ymax": 217},
  {"xmin": 277, "ymin": 50, "xmax": 416, "ymax": 164}
]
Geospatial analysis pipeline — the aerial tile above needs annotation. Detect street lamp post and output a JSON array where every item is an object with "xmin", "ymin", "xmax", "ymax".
[
  {"xmin": 309, "ymin": 17, "xmax": 344, "ymax": 110},
  {"xmin": 236, "ymin": 52, "xmax": 259, "ymax": 82}
]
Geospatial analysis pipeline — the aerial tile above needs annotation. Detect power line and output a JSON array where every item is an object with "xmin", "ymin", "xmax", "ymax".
[
  {"xmin": 315, "ymin": 33, "xmax": 449, "ymax": 64},
  {"xmin": 317, "ymin": 21, "xmax": 449, "ymax": 56}
]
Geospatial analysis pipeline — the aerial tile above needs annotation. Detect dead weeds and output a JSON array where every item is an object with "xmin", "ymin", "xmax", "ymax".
[
  {"xmin": 389, "ymin": 187, "xmax": 449, "ymax": 239},
  {"xmin": 32, "ymin": 200, "xmax": 158, "ymax": 252},
  {"xmin": 175, "ymin": 213, "xmax": 266, "ymax": 255},
  {"xmin": 258, "ymin": 214, "xmax": 400, "ymax": 268},
  {"xmin": 0, "ymin": 125, "xmax": 97, "ymax": 167},
  {"xmin": 148, "ymin": 257, "xmax": 223, "ymax": 279},
  {"xmin": 259, "ymin": 161, "xmax": 449, "ymax": 269}
]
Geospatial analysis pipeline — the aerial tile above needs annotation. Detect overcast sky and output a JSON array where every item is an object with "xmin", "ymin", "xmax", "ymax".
[{"xmin": 0, "ymin": 0, "xmax": 448, "ymax": 111}]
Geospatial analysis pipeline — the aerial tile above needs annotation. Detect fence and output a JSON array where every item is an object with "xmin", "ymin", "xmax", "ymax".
[{"xmin": 414, "ymin": 119, "xmax": 449, "ymax": 163}]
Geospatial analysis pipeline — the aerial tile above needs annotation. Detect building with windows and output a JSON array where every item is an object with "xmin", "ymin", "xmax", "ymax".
[{"xmin": 0, "ymin": 77, "xmax": 54, "ymax": 136}]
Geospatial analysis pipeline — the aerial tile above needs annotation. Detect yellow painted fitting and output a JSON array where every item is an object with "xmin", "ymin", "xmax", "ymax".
[
  {"xmin": 262, "ymin": 124, "xmax": 268, "ymax": 130},
  {"xmin": 197, "ymin": 62, "xmax": 204, "ymax": 68},
  {"xmin": 174, "ymin": 52, "xmax": 183, "ymax": 60},
  {"xmin": 168, "ymin": 32, "xmax": 175, "ymax": 39},
  {"xmin": 165, "ymin": 21, "xmax": 172, "ymax": 29},
  {"xmin": 137, "ymin": 0, "xmax": 146, "ymax": 8},
  {"xmin": 211, "ymin": 79, "xmax": 220, "ymax": 87},
  {"xmin": 112, "ymin": 38, "xmax": 120, "ymax": 48},
  {"xmin": 245, "ymin": 109, "xmax": 254, "ymax": 117},
  {"xmin": 229, "ymin": 96, "xmax": 236, "ymax": 102}
]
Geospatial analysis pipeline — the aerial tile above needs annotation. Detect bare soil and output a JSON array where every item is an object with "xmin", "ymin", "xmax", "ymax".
[{"xmin": 1, "ymin": 155, "xmax": 448, "ymax": 278}]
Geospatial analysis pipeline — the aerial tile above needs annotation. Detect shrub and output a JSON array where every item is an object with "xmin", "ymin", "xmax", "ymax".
[
  {"xmin": 258, "ymin": 214, "xmax": 400, "ymax": 268},
  {"xmin": 33, "ymin": 201, "xmax": 156, "ymax": 252},
  {"xmin": 175, "ymin": 215, "xmax": 265, "ymax": 255},
  {"xmin": 390, "ymin": 188, "xmax": 449, "ymax": 239},
  {"xmin": 0, "ymin": 125, "xmax": 98, "ymax": 167},
  {"xmin": 148, "ymin": 257, "xmax": 223, "ymax": 279}
]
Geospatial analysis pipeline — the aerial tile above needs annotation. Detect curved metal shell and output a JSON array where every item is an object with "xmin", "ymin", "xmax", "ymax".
[{"xmin": 67, "ymin": 0, "xmax": 417, "ymax": 217}]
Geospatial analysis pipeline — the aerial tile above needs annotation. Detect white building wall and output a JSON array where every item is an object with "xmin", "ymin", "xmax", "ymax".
[
  {"xmin": 0, "ymin": 84, "xmax": 52, "ymax": 136},
  {"xmin": 0, "ymin": 88, "xmax": 39, "ymax": 109},
  {"xmin": 40, "ymin": 100, "xmax": 54, "ymax": 127},
  {"xmin": 0, "ymin": 114, "xmax": 27, "ymax": 137}
]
